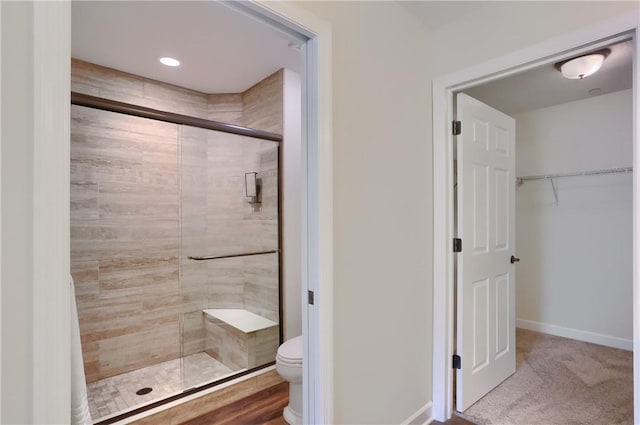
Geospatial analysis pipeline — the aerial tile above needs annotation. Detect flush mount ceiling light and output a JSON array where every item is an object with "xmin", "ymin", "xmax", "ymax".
[
  {"xmin": 159, "ymin": 57, "xmax": 181, "ymax": 67},
  {"xmin": 554, "ymin": 49, "xmax": 610, "ymax": 79}
]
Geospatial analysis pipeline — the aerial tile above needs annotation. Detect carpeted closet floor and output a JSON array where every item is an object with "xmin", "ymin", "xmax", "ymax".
[{"xmin": 460, "ymin": 328, "xmax": 633, "ymax": 425}]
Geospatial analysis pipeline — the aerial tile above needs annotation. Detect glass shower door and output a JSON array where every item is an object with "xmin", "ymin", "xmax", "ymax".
[{"xmin": 179, "ymin": 124, "xmax": 281, "ymax": 391}]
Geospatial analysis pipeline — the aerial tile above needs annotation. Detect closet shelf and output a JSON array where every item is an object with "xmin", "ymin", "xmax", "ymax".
[
  {"xmin": 516, "ymin": 166, "xmax": 632, "ymax": 185},
  {"xmin": 516, "ymin": 166, "xmax": 632, "ymax": 206}
]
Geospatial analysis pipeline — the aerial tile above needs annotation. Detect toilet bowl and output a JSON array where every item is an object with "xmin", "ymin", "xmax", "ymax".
[{"xmin": 276, "ymin": 336, "xmax": 302, "ymax": 425}]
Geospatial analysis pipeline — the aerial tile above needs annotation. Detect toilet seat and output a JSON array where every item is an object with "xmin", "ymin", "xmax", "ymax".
[{"xmin": 277, "ymin": 336, "xmax": 302, "ymax": 365}]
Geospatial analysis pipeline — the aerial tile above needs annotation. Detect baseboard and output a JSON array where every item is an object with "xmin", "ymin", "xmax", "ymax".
[
  {"xmin": 402, "ymin": 401, "xmax": 433, "ymax": 425},
  {"xmin": 516, "ymin": 318, "xmax": 632, "ymax": 351}
]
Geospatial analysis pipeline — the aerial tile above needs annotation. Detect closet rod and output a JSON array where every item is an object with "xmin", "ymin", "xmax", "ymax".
[{"xmin": 517, "ymin": 166, "xmax": 632, "ymax": 185}]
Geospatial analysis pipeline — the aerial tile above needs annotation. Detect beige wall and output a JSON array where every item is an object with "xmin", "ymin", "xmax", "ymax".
[
  {"xmin": 294, "ymin": 1, "xmax": 639, "ymax": 423},
  {"xmin": 1, "ymin": 2, "xmax": 35, "ymax": 423},
  {"xmin": 71, "ymin": 60, "xmax": 283, "ymax": 382},
  {"xmin": 294, "ymin": 2, "xmax": 434, "ymax": 423}
]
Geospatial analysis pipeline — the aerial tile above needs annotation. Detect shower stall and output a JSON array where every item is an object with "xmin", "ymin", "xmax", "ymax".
[{"xmin": 70, "ymin": 91, "xmax": 282, "ymax": 422}]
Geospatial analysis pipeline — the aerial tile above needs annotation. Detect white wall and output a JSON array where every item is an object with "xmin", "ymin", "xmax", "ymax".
[
  {"xmin": 515, "ymin": 90, "xmax": 633, "ymax": 176},
  {"xmin": 282, "ymin": 68, "xmax": 302, "ymax": 341},
  {"xmin": 514, "ymin": 90, "xmax": 633, "ymax": 348},
  {"xmin": 294, "ymin": 2, "xmax": 433, "ymax": 423},
  {"xmin": 2, "ymin": 2, "xmax": 70, "ymax": 422},
  {"xmin": 1, "ymin": 2, "xmax": 34, "ymax": 423}
]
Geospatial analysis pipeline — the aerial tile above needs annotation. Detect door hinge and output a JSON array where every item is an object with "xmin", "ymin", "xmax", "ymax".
[
  {"xmin": 452, "ymin": 120, "xmax": 462, "ymax": 136},
  {"xmin": 308, "ymin": 290, "xmax": 315, "ymax": 305},
  {"xmin": 453, "ymin": 354, "xmax": 461, "ymax": 369},
  {"xmin": 453, "ymin": 238, "xmax": 462, "ymax": 253}
]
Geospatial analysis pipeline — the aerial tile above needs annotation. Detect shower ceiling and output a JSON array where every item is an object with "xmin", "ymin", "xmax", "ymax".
[{"xmin": 71, "ymin": 1, "xmax": 302, "ymax": 94}]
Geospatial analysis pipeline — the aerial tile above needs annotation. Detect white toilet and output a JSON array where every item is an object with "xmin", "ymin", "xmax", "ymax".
[{"xmin": 276, "ymin": 335, "xmax": 303, "ymax": 424}]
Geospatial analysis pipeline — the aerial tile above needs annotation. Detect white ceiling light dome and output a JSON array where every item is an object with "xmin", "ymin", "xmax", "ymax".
[
  {"xmin": 555, "ymin": 49, "xmax": 610, "ymax": 80},
  {"xmin": 560, "ymin": 55, "xmax": 604, "ymax": 79}
]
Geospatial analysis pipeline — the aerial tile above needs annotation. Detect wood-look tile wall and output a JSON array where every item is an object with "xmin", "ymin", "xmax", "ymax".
[
  {"xmin": 71, "ymin": 60, "xmax": 284, "ymax": 383},
  {"xmin": 207, "ymin": 94, "xmax": 243, "ymax": 126},
  {"xmin": 180, "ymin": 127, "xmax": 279, "ymax": 359},
  {"xmin": 242, "ymin": 70, "xmax": 284, "ymax": 134},
  {"xmin": 71, "ymin": 105, "xmax": 181, "ymax": 382},
  {"xmin": 72, "ymin": 60, "xmax": 209, "ymax": 119},
  {"xmin": 204, "ymin": 319, "xmax": 279, "ymax": 371}
]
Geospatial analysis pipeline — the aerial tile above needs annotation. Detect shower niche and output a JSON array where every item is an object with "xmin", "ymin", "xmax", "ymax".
[{"xmin": 70, "ymin": 60, "xmax": 283, "ymax": 422}]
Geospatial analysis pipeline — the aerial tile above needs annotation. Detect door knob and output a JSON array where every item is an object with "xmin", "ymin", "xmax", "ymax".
[{"xmin": 511, "ymin": 256, "xmax": 520, "ymax": 264}]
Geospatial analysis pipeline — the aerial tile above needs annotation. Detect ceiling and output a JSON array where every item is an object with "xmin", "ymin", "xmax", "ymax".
[
  {"xmin": 73, "ymin": 2, "xmax": 632, "ymax": 112},
  {"xmin": 399, "ymin": 1, "xmax": 488, "ymax": 30},
  {"xmin": 71, "ymin": 1, "xmax": 302, "ymax": 94},
  {"xmin": 464, "ymin": 40, "xmax": 633, "ymax": 115},
  {"xmin": 400, "ymin": 1, "xmax": 632, "ymax": 114}
]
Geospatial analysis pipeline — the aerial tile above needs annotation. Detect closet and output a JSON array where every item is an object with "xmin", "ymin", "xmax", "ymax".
[
  {"xmin": 449, "ymin": 38, "xmax": 634, "ymax": 424},
  {"xmin": 512, "ymin": 89, "xmax": 633, "ymax": 348}
]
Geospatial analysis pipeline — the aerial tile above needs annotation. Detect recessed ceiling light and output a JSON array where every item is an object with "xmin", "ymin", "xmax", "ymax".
[{"xmin": 160, "ymin": 57, "xmax": 180, "ymax": 67}]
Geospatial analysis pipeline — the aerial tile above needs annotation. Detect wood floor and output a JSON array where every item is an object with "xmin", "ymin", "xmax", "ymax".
[
  {"xmin": 178, "ymin": 381, "xmax": 475, "ymax": 425},
  {"xmin": 179, "ymin": 382, "xmax": 289, "ymax": 425}
]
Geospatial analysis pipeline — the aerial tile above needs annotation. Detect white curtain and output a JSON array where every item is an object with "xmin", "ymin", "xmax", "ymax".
[{"xmin": 71, "ymin": 276, "xmax": 92, "ymax": 425}]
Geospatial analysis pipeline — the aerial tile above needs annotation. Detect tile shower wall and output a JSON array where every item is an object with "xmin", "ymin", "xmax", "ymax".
[
  {"xmin": 180, "ymin": 126, "xmax": 279, "ymax": 361},
  {"xmin": 207, "ymin": 68, "xmax": 284, "ymax": 134},
  {"xmin": 71, "ymin": 105, "xmax": 181, "ymax": 383},
  {"xmin": 207, "ymin": 94, "xmax": 243, "ymax": 126},
  {"xmin": 71, "ymin": 59, "xmax": 284, "ymax": 382},
  {"xmin": 72, "ymin": 60, "xmax": 209, "ymax": 119},
  {"xmin": 242, "ymin": 71, "xmax": 284, "ymax": 134}
]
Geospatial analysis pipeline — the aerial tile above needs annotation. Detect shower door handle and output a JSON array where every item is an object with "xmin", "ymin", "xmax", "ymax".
[{"xmin": 510, "ymin": 255, "xmax": 520, "ymax": 264}]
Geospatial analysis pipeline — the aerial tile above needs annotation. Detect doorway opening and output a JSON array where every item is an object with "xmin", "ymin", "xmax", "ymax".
[
  {"xmin": 432, "ymin": 16, "xmax": 639, "ymax": 423},
  {"xmin": 65, "ymin": 1, "xmax": 330, "ymax": 424},
  {"xmin": 451, "ymin": 36, "xmax": 633, "ymax": 423},
  {"xmin": 30, "ymin": 1, "xmax": 332, "ymax": 423}
]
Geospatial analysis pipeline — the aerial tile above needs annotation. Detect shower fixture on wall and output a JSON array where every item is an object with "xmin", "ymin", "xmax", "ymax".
[{"xmin": 245, "ymin": 172, "xmax": 261, "ymax": 204}]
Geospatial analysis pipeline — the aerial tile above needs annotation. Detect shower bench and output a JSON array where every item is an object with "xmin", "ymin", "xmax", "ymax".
[{"xmin": 202, "ymin": 309, "xmax": 279, "ymax": 371}]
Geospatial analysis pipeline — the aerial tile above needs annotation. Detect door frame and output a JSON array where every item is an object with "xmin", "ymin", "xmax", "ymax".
[
  {"xmin": 28, "ymin": 1, "xmax": 334, "ymax": 423},
  {"xmin": 245, "ymin": 3, "xmax": 334, "ymax": 423},
  {"xmin": 432, "ymin": 11, "xmax": 639, "ymax": 423}
]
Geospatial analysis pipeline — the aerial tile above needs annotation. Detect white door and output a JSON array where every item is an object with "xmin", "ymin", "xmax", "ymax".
[{"xmin": 455, "ymin": 93, "xmax": 516, "ymax": 412}]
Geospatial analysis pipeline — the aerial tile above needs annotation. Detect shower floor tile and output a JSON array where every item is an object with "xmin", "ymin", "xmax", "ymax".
[{"xmin": 87, "ymin": 352, "xmax": 238, "ymax": 421}]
